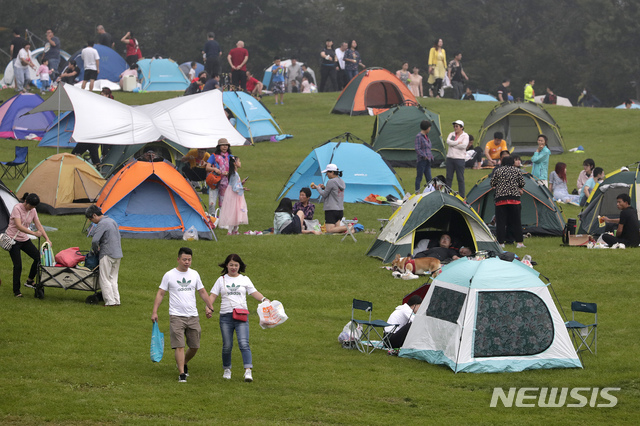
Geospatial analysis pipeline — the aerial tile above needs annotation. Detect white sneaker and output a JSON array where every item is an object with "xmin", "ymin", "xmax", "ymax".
[
  {"xmin": 516, "ymin": 243, "xmax": 526, "ymax": 249},
  {"xmin": 244, "ymin": 369, "xmax": 253, "ymax": 382},
  {"xmin": 618, "ymin": 243, "xmax": 626, "ymax": 249},
  {"xmin": 223, "ymin": 369, "xmax": 231, "ymax": 380},
  {"xmin": 611, "ymin": 243, "xmax": 620, "ymax": 249}
]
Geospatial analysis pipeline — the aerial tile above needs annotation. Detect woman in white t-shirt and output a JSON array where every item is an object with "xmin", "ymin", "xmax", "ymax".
[{"xmin": 209, "ymin": 254, "xmax": 268, "ymax": 382}]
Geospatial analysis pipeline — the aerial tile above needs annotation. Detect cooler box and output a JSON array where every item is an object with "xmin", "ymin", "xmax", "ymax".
[{"xmin": 122, "ymin": 75, "xmax": 137, "ymax": 92}]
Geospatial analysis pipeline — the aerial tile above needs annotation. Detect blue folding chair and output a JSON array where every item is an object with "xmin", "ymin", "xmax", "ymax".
[
  {"xmin": 351, "ymin": 299, "xmax": 396, "ymax": 354},
  {"xmin": 0, "ymin": 146, "xmax": 28, "ymax": 179},
  {"xmin": 565, "ymin": 301, "xmax": 597, "ymax": 356}
]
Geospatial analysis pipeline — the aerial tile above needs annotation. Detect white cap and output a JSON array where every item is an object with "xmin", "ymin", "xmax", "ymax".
[
  {"xmin": 321, "ymin": 163, "xmax": 339, "ymax": 173},
  {"xmin": 452, "ymin": 120, "xmax": 464, "ymax": 127}
]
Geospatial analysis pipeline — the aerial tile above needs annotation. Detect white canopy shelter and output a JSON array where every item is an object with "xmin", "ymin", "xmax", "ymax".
[{"xmin": 29, "ymin": 83, "xmax": 246, "ymax": 147}]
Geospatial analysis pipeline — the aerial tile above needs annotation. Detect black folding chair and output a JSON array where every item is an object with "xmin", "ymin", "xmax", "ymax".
[
  {"xmin": 351, "ymin": 299, "xmax": 396, "ymax": 354},
  {"xmin": 0, "ymin": 146, "xmax": 28, "ymax": 179},
  {"xmin": 565, "ymin": 301, "xmax": 597, "ymax": 356}
]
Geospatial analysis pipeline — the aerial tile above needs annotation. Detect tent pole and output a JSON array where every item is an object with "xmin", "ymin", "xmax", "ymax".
[{"xmin": 56, "ymin": 83, "xmax": 62, "ymax": 154}]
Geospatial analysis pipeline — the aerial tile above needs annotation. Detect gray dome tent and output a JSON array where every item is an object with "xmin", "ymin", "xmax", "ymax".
[{"xmin": 477, "ymin": 102, "xmax": 565, "ymax": 156}]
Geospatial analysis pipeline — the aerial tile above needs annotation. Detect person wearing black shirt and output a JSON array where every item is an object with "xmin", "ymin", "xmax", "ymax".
[
  {"xmin": 319, "ymin": 39, "xmax": 338, "ymax": 92},
  {"xmin": 601, "ymin": 193, "xmax": 640, "ymax": 247},
  {"xmin": 497, "ymin": 79, "xmax": 510, "ymax": 102},
  {"xmin": 202, "ymin": 32, "xmax": 222, "ymax": 78}
]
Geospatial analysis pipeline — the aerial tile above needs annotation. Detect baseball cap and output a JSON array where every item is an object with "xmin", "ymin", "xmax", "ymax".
[
  {"xmin": 321, "ymin": 164, "xmax": 339, "ymax": 173},
  {"xmin": 452, "ymin": 120, "xmax": 464, "ymax": 127}
]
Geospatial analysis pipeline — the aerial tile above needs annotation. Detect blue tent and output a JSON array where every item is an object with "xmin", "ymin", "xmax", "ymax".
[
  {"xmin": 461, "ymin": 92, "xmax": 499, "ymax": 102},
  {"xmin": 69, "ymin": 45, "xmax": 128, "ymax": 83},
  {"xmin": 179, "ymin": 62, "xmax": 205, "ymax": 79},
  {"xmin": 223, "ymin": 91, "xmax": 283, "ymax": 143},
  {"xmin": 39, "ymin": 112, "xmax": 76, "ymax": 148},
  {"xmin": 277, "ymin": 135, "xmax": 405, "ymax": 203},
  {"xmin": 0, "ymin": 93, "xmax": 55, "ymax": 140},
  {"xmin": 138, "ymin": 58, "xmax": 190, "ymax": 91}
]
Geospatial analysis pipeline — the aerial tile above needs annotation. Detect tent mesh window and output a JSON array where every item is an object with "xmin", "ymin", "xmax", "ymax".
[
  {"xmin": 426, "ymin": 286, "xmax": 467, "ymax": 324},
  {"xmin": 364, "ymin": 82, "xmax": 403, "ymax": 109},
  {"xmin": 474, "ymin": 291, "xmax": 554, "ymax": 358}
]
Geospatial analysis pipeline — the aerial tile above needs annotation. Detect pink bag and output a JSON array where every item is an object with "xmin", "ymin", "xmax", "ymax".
[{"xmin": 54, "ymin": 247, "xmax": 85, "ymax": 267}]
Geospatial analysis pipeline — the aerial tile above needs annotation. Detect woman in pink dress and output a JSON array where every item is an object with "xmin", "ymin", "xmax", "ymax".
[
  {"xmin": 206, "ymin": 138, "xmax": 241, "ymax": 214},
  {"xmin": 409, "ymin": 66, "xmax": 423, "ymax": 97},
  {"xmin": 218, "ymin": 157, "xmax": 248, "ymax": 235}
]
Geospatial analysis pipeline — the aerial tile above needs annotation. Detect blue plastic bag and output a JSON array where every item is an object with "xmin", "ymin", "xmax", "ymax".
[{"xmin": 150, "ymin": 322, "xmax": 164, "ymax": 363}]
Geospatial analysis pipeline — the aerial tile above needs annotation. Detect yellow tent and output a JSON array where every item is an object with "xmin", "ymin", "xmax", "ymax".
[{"xmin": 16, "ymin": 153, "xmax": 105, "ymax": 215}]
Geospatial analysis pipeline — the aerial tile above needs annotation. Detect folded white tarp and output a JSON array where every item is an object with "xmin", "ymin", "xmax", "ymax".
[{"xmin": 29, "ymin": 83, "xmax": 246, "ymax": 147}]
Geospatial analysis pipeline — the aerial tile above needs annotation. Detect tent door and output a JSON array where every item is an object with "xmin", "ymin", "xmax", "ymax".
[{"xmin": 364, "ymin": 82, "xmax": 404, "ymax": 109}]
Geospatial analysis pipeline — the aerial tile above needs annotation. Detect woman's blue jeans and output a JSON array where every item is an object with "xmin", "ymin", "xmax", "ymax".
[{"xmin": 219, "ymin": 313, "xmax": 252, "ymax": 369}]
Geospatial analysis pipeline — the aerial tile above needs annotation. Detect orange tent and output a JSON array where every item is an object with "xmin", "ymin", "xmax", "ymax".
[
  {"xmin": 95, "ymin": 159, "xmax": 214, "ymax": 240},
  {"xmin": 331, "ymin": 68, "xmax": 418, "ymax": 116}
]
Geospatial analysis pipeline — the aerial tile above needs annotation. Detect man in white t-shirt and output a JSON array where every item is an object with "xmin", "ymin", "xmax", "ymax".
[
  {"xmin": 334, "ymin": 42, "xmax": 348, "ymax": 90},
  {"xmin": 81, "ymin": 41, "xmax": 101, "ymax": 91},
  {"xmin": 151, "ymin": 247, "xmax": 214, "ymax": 383}
]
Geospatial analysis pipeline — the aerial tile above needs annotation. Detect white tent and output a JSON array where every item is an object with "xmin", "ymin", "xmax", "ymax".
[
  {"xmin": 29, "ymin": 83, "xmax": 246, "ymax": 147},
  {"xmin": 534, "ymin": 95, "xmax": 572, "ymax": 107},
  {"xmin": 1, "ymin": 47, "xmax": 71, "ymax": 87},
  {"xmin": 400, "ymin": 257, "xmax": 581, "ymax": 373}
]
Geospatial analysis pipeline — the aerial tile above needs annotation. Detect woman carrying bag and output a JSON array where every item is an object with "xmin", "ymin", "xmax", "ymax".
[
  {"xmin": 209, "ymin": 254, "xmax": 268, "ymax": 382},
  {"xmin": 5, "ymin": 193, "xmax": 51, "ymax": 297}
]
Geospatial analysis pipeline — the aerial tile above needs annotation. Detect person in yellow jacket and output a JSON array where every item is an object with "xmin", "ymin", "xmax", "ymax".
[
  {"xmin": 427, "ymin": 38, "xmax": 446, "ymax": 98},
  {"xmin": 524, "ymin": 79, "xmax": 535, "ymax": 102}
]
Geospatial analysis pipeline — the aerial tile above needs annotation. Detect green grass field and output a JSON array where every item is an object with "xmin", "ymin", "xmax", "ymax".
[{"xmin": 0, "ymin": 88, "xmax": 638, "ymax": 424}]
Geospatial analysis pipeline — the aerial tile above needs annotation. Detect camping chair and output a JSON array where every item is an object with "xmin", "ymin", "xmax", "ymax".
[
  {"xmin": 0, "ymin": 146, "xmax": 28, "ymax": 179},
  {"xmin": 565, "ymin": 301, "xmax": 597, "ymax": 356},
  {"xmin": 351, "ymin": 299, "xmax": 396, "ymax": 354}
]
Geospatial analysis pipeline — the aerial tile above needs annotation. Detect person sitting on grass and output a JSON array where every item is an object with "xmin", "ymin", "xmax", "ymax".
[
  {"xmin": 465, "ymin": 135, "xmax": 483, "ymax": 169},
  {"xmin": 600, "ymin": 193, "xmax": 640, "ymax": 248},
  {"xmin": 274, "ymin": 198, "xmax": 321, "ymax": 235},
  {"xmin": 579, "ymin": 167, "xmax": 603, "ymax": 206},
  {"xmin": 293, "ymin": 188, "xmax": 315, "ymax": 220},
  {"xmin": 384, "ymin": 295, "xmax": 423, "ymax": 350},
  {"xmin": 549, "ymin": 162, "xmax": 580, "ymax": 205},
  {"xmin": 310, "ymin": 164, "xmax": 351, "ymax": 234},
  {"xmin": 483, "ymin": 132, "xmax": 508, "ymax": 167}
]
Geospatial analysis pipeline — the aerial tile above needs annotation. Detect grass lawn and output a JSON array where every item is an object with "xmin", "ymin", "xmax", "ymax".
[{"xmin": 0, "ymin": 88, "xmax": 638, "ymax": 424}]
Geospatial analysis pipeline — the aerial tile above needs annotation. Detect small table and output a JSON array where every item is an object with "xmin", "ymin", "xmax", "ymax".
[{"xmin": 341, "ymin": 219, "xmax": 358, "ymax": 242}]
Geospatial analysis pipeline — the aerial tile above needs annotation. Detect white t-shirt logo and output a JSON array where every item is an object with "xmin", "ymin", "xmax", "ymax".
[{"xmin": 177, "ymin": 278, "xmax": 192, "ymax": 291}]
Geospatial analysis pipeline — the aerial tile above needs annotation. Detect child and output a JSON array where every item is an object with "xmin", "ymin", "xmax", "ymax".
[
  {"xmin": 100, "ymin": 87, "xmax": 114, "ymax": 99},
  {"xmin": 189, "ymin": 61, "xmax": 197, "ymax": 82},
  {"xmin": 271, "ymin": 57, "xmax": 286, "ymax": 105},
  {"xmin": 217, "ymin": 157, "xmax": 248, "ymax": 235},
  {"xmin": 38, "ymin": 58, "xmax": 52, "ymax": 94}
]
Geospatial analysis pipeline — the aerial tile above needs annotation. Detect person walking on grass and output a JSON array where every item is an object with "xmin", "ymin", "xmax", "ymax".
[
  {"xmin": 271, "ymin": 57, "xmax": 286, "ymax": 105},
  {"xmin": 6, "ymin": 193, "xmax": 51, "ymax": 297},
  {"xmin": 86, "ymin": 205, "xmax": 122, "ymax": 306},
  {"xmin": 151, "ymin": 247, "xmax": 215, "ymax": 383},
  {"xmin": 209, "ymin": 253, "xmax": 269, "ymax": 382}
]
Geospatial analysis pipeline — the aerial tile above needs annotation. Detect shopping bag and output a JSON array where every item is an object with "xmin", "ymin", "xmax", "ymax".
[
  {"xmin": 150, "ymin": 322, "xmax": 165, "ymax": 363},
  {"xmin": 257, "ymin": 300, "xmax": 288, "ymax": 329},
  {"xmin": 183, "ymin": 225, "xmax": 199, "ymax": 241}
]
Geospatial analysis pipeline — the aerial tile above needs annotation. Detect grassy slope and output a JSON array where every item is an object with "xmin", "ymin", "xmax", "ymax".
[{"xmin": 0, "ymin": 89, "xmax": 638, "ymax": 424}]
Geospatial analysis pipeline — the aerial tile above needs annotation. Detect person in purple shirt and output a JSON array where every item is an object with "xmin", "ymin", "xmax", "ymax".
[
  {"xmin": 415, "ymin": 120, "xmax": 434, "ymax": 192},
  {"xmin": 292, "ymin": 187, "xmax": 315, "ymax": 220}
]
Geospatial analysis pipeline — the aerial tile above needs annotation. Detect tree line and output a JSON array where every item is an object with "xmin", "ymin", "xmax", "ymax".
[{"xmin": 1, "ymin": 0, "xmax": 638, "ymax": 106}]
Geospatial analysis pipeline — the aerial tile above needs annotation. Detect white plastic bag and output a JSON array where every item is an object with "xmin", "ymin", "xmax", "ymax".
[
  {"xmin": 338, "ymin": 321, "xmax": 362, "ymax": 342},
  {"xmin": 257, "ymin": 300, "xmax": 288, "ymax": 329},
  {"xmin": 183, "ymin": 225, "xmax": 199, "ymax": 241}
]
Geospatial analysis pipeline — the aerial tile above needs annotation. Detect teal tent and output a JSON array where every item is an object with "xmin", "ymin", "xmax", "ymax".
[
  {"xmin": 367, "ymin": 190, "xmax": 502, "ymax": 263},
  {"xmin": 466, "ymin": 172, "xmax": 566, "ymax": 236},
  {"xmin": 223, "ymin": 91, "xmax": 283, "ymax": 143},
  {"xmin": 137, "ymin": 58, "xmax": 190, "ymax": 91},
  {"xmin": 477, "ymin": 102, "xmax": 564, "ymax": 155},
  {"xmin": 277, "ymin": 133, "xmax": 404, "ymax": 203},
  {"xmin": 578, "ymin": 164, "xmax": 639, "ymax": 235},
  {"xmin": 400, "ymin": 257, "xmax": 581, "ymax": 373},
  {"xmin": 370, "ymin": 105, "xmax": 445, "ymax": 167}
]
